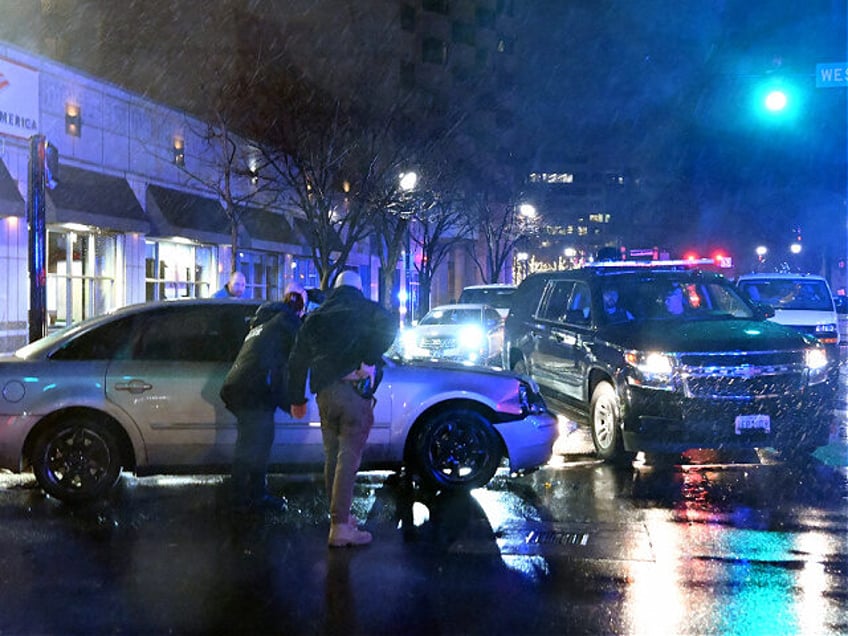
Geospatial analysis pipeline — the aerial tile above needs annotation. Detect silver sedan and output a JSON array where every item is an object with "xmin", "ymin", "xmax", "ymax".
[{"xmin": 0, "ymin": 299, "xmax": 558, "ymax": 503}]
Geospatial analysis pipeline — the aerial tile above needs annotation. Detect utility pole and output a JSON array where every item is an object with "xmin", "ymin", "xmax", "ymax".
[{"xmin": 27, "ymin": 135, "xmax": 58, "ymax": 343}]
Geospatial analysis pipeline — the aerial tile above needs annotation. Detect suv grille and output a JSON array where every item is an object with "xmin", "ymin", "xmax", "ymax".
[
  {"xmin": 678, "ymin": 350, "xmax": 807, "ymax": 400},
  {"xmin": 420, "ymin": 336, "xmax": 457, "ymax": 350}
]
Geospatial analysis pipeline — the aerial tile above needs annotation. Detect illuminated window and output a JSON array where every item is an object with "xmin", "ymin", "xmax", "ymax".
[{"xmin": 47, "ymin": 228, "xmax": 116, "ymax": 327}]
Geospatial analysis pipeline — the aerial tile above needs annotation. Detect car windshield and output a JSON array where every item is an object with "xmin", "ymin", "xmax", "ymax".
[
  {"xmin": 419, "ymin": 307, "xmax": 482, "ymax": 326},
  {"xmin": 459, "ymin": 288, "xmax": 515, "ymax": 310},
  {"xmin": 738, "ymin": 279, "xmax": 834, "ymax": 311},
  {"xmin": 604, "ymin": 277, "xmax": 756, "ymax": 322}
]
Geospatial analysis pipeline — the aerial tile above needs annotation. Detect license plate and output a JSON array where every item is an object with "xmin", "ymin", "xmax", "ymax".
[{"xmin": 735, "ymin": 414, "xmax": 771, "ymax": 434}]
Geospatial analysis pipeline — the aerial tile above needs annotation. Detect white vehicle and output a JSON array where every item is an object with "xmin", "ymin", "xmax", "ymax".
[
  {"xmin": 0, "ymin": 299, "xmax": 557, "ymax": 503},
  {"xmin": 394, "ymin": 303, "xmax": 504, "ymax": 366},
  {"xmin": 458, "ymin": 284, "xmax": 517, "ymax": 318},
  {"xmin": 736, "ymin": 273, "xmax": 840, "ymax": 350}
]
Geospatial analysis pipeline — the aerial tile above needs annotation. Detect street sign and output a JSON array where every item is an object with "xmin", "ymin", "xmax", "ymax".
[{"xmin": 816, "ymin": 62, "xmax": 848, "ymax": 88}]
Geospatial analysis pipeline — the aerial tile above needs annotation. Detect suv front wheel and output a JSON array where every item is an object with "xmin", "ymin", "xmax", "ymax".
[{"xmin": 590, "ymin": 381, "xmax": 631, "ymax": 464}]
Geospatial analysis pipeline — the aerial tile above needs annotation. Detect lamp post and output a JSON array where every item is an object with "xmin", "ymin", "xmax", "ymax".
[{"xmin": 399, "ymin": 172, "xmax": 417, "ymax": 324}]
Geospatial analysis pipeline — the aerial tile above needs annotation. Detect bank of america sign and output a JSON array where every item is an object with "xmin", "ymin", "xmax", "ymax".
[{"xmin": 0, "ymin": 56, "xmax": 39, "ymax": 139}]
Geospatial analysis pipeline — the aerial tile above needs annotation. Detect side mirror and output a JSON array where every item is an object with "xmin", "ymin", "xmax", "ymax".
[{"xmin": 751, "ymin": 301, "xmax": 775, "ymax": 320}]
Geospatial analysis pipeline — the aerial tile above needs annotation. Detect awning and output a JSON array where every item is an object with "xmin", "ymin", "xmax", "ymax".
[
  {"xmin": 46, "ymin": 165, "xmax": 149, "ymax": 233},
  {"xmin": 146, "ymin": 184, "xmax": 233, "ymax": 244},
  {"xmin": 240, "ymin": 206, "xmax": 301, "ymax": 249},
  {"xmin": 0, "ymin": 159, "xmax": 25, "ymax": 218}
]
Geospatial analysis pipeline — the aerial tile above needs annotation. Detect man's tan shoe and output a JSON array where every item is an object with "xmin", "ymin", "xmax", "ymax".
[{"xmin": 328, "ymin": 522, "xmax": 373, "ymax": 547}]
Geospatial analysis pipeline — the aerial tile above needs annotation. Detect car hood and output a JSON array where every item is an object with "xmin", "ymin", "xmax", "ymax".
[
  {"xmin": 598, "ymin": 318, "xmax": 815, "ymax": 352},
  {"xmin": 407, "ymin": 324, "xmax": 468, "ymax": 339},
  {"xmin": 385, "ymin": 356, "xmax": 509, "ymax": 377}
]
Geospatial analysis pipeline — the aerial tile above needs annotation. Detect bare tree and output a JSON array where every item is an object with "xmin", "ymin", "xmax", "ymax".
[
  {"xmin": 411, "ymin": 193, "xmax": 473, "ymax": 317},
  {"xmin": 176, "ymin": 111, "xmax": 275, "ymax": 270},
  {"xmin": 465, "ymin": 189, "xmax": 541, "ymax": 284}
]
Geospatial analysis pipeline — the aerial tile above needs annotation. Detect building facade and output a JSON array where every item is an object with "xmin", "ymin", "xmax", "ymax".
[{"xmin": 0, "ymin": 42, "xmax": 378, "ymax": 351}]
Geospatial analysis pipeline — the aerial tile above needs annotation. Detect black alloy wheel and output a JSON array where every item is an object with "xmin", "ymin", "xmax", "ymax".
[
  {"xmin": 413, "ymin": 408, "xmax": 503, "ymax": 490},
  {"xmin": 31, "ymin": 416, "xmax": 123, "ymax": 503}
]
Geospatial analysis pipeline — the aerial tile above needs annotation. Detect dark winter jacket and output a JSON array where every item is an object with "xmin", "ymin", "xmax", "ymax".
[
  {"xmin": 220, "ymin": 301, "xmax": 302, "ymax": 414},
  {"xmin": 287, "ymin": 286, "xmax": 398, "ymax": 402}
]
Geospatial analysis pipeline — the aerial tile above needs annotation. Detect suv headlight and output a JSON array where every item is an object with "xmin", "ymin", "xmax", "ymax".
[
  {"xmin": 805, "ymin": 347, "xmax": 829, "ymax": 384},
  {"xmin": 624, "ymin": 350, "xmax": 676, "ymax": 390}
]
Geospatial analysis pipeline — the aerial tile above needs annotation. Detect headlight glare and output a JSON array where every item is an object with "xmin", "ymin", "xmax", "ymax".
[
  {"xmin": 459, "ymin": 325, "xmax": 484, "ymax": 349},
  {"xmin": 805, "ymin": 348, "xmax": 828, "ymax": 371}
]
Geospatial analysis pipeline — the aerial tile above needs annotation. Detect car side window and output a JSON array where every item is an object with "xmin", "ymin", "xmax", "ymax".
[
  {"xmin": 564, "ymin": 282, "xmax": 592, "ymax": 324},
  {"xmin": 131, "ymin": 306, "xmax": 252, "ymax": 363},
  {"xmin": 484, "ymin": 307, "xmax": 502, "ymax": 327},
  {"xmin": 539, "ymin": 281, "xmax": 574, "ymax": 322},
  {"xmin": 49, "ymin": 315, "xmax": 137, "ymax": 360}
]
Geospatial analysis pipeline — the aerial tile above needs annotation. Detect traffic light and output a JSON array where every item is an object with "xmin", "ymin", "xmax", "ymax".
[{"xmin": 750, "ymin": 77, "xmax": 802, "ymax": 126}]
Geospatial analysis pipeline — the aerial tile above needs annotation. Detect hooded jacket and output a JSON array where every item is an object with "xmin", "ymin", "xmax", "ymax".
[
  {"xmin": 220, "ymin": 301, "xmax": 302, "ymax": 413},
  {"xmin": 287, "ymin": 285, "xmax": 398, "ymax": 401}
]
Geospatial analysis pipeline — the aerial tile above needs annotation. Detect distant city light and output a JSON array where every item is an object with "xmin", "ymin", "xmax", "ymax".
[{"xmin": 790, "ymin": 243, "xmax": 802, "ymax": 254}]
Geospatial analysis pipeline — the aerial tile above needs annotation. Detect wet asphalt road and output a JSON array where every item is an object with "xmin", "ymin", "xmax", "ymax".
[{"xmin": 1, "ymin": 365, "xmax": 848, "ymax": 635}]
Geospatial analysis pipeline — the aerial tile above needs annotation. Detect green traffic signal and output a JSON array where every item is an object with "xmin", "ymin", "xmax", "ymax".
[
  {"xmin": 751, "ymin": 78, "xmax": 802, "ymax": 125},
  {"xmin": 763, "ymin": 89, "xmax": 788, "ymax": 112}
]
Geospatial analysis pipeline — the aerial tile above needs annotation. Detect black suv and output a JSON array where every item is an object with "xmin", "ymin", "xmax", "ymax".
[{"xmin": 503, "ymin": 263, "xmax": 836, "ymax": 462}]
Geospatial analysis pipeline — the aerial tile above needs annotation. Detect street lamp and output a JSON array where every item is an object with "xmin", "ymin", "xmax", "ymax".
[
  {"xmin": 519, "ymin": 203, "xmax": 537, "ymax": 219},
  {"xmin": 399, "ymin": 171, "xmax": 418, "ymax": 192},
  {"xmin": 399, "ymin": 171, "xmax": 418, "ymax": 323}
]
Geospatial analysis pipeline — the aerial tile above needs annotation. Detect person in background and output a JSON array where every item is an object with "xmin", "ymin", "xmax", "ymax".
[
  {"xmin": 220, "ymin": 287, "xmax": 305, "ymax": 512},
  {"xmin": 601, "ymin": 288, "xmax": 633, "ymax": 323},
  {"xmin": 664, "ymin": 286, "xmax": 686, "ymax": 316},
  {"xmin": 214, "ymin": 271, "xmax": 247, "ymax": 298},
  {"xmin": 288, "ymin": 271, "xmax": 398, "ymax": 547}
]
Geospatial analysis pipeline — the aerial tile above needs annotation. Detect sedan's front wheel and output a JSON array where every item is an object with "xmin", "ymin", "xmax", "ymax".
[
  {"xmin": 412, "ymin": 409, "xmax": 503, "ymax": 491},
  {"xmin": 31, "ymin": 416, "xmax": 123, "ymax": 503}
]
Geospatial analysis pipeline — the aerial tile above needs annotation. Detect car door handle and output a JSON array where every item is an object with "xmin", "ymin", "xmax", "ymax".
[{"xmin": 114, "ymin": 379, "xmax": 153, "ymax": 394}]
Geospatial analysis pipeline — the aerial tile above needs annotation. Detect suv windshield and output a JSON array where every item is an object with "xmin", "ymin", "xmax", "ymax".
[
  {"xmin": 419, "ymin": 307, "xmax": 482, "ymax": 326},
  {"xmin": 459, "ymin": 287, "xmax": 515, "ymax": 311},
  {"xmin": 738, "ymin": 279, "xmax": 834, "ymax": 312},
  {"xmin": 600, "ymin": 276, "xmax": 756, "ymax": 323}
]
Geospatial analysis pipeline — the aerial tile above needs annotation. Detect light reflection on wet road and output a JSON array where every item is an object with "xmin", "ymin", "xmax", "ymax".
[{"xmin": 0, "ymin": 364, "xmax": 847, "ymax": 634}]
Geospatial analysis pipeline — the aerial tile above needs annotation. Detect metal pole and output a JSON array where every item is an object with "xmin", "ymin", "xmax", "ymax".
[{"xmin": 27, "ymin": 135, "xmax": 48, "ymax": 343}]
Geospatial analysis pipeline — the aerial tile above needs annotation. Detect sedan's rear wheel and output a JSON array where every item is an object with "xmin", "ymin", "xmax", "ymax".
[
  {"xmin": 412, "ymin": 409, "xmax": 503, "ymax": 491},
  {"xmin": 590, "ymin": 381, "xmax": 632, "ymax": 464},
  {"xmin": 31, "ymin": 416, "xmax": 123, "ymax": 503}
]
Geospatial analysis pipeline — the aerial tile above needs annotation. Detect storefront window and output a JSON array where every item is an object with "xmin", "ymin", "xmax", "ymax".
[
  {"xmin": 47, "ymin": 228, "xmax": 116, "ymax": 327},
  {"xmin": 237, "ymin": 251, "xmax": 283, "ymax": 300},
  {"xmin": 145, "ymin": 240, "xmax": 215, "ymax": 300},
  {"xmin": 289, "ymin": 256, "xmax": 321, "ymax": 291}
]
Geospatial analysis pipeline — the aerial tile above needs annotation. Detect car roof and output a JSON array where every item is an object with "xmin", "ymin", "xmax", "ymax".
[
  {"xmin": 519, "ymin": 265, "xmax": 727, "ymax": 285},
  {"xmin": 428, "ymin": 303, "xmax": 494, "ymax": 311},
  {"xmin": 737, "ymin": 272, "xmax": 829, "ymax": 281},
  {"xmin": 462, "ymin": 284, "xmax": 516, "ymax": 290}
]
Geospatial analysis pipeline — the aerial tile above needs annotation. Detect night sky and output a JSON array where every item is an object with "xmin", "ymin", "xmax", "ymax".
[
  {"xmin": 1, "ymin": 0, "xmax": 845, "ymax": 269},
  {"xmin": 517, "ymin": 0, "xmax": 846, "ymax": 268}
]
